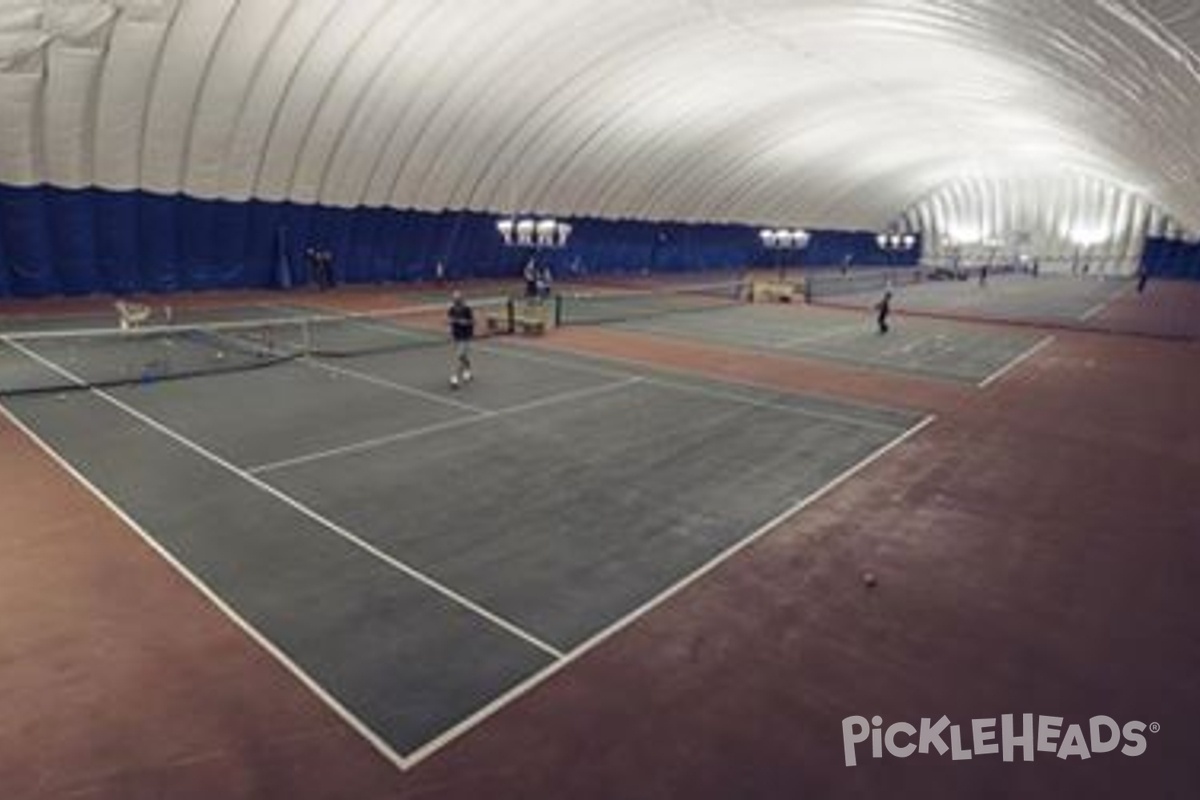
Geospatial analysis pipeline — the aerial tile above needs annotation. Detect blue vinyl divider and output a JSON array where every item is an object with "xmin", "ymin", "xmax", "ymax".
[
  {"xmin": 0, "ymin": 183, "xmax": 919, "ymax": 298},
  {"xmin": 1140, "ymin": 237, "xmax": 1200, "ymax": 281}
]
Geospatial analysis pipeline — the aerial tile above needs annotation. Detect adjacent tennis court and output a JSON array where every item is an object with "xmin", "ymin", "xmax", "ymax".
[
  {"xmin": 806, "ymin": 270, "xmax": 1134, "ymax": 326},
  {"xmin": 556, "ymin": 286, "xmax": 1047, "ymax": 386},
  {"xmin": 0, "ymin": 317, "xmax": 926, "ymax": 766}
]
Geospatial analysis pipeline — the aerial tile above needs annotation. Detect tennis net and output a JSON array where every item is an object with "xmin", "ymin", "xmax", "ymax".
[
  {"xmin": 803, "ymin": 268, "xmax": 925, "ymax": 301},
  {"xmin": 0, "ymin": 298, "xmax": 514, "ymax": 397},
  {"xmin": 554, "ymin": 281, "xmax": 748, "ymax": 327}
]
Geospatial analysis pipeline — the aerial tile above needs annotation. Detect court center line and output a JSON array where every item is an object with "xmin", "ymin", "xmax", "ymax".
[
  {"xmin": 401, "ymin": 413, "xmax": 939, "ymax": 769},
  {"xmin": 247, "ymin": 377, "xmax": 644, "ymax": 475},
  {"xmin": 977, "ymin": 335, "xmax": 1056, "ymax": 390},
  {"xmin": 482, "ymin": 344, "xmax": 912, "ymax": 433},
  {"xmin": 7, "ymin": 339, "xmax": 565, "ymax": 664},
  {"xmin": 0, "ymin": 399, "xmax": 411, "ymax": 774}
]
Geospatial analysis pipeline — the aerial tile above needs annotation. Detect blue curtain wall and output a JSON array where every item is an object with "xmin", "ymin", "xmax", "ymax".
[
  {"xmin": 0, "ymin": 184, "xmax": 920, "ymax": 298},
  {"xmin": 1140, "ymin": 237, "xmax": 1200, "ymax": 281}
]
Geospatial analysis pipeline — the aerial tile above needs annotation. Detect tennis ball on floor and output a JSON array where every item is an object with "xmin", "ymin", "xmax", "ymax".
[{"xmin": 861, "ymin": 571, "xmax": 878, "ymax": 588}]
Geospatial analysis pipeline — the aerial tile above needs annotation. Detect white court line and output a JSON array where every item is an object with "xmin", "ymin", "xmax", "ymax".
[
  {"xmin": 245, "ymin": 303, "xmax": 487, "ymax": 415},
  {"xmin": 402, "ymin": 413, "xmax": 939, "ymax": 769},
  {"xmin": 2, "ymin": 335, "xmax": 936, "ymax": 767},
  {"xmin": 6, "ymin": 339, "xmax": 565, "ymax": 667},
  {"xmin": 303, "ymin": 358, "xmax": 486, "ymax": 414},
  {"xmin": 275, "ymin": 304, "xmax": 899, "ymax": 427},
  {"xmin": 1079, "ymin": 282, "xmax": 1134, "ymax": 322},
  {"xmin": 648, "ymin": 372, "xmax": 906, "ymax": 433},
  {"xmin": 482, "ymin": 344, "xmax": 911, "ymax": 433},
  {"xmin": 0, "ymin": 399, "xmax": 410, "ymax": 774},
  {"xmin": 614, "ymin": 315, "xmax": 867, "ymax": 352},
  {"xmin": 1079, "ymin": 300, "xmax": 1109, "ymax": 321},
  {"xmin": 771, "ymin": 323, "xmax": 869, "ymax": 349},
  {"xmin": 248, "ymin": 377, "xmax": 643, "ymax": 474},
  {"xmin": 741, "ymin": 337, "xmax": 979, "ymax": 384},
  {"xmin": 977, "ymin": 335, "xmax": 1056, "ymax": 390},
  {"xmin": 5, "ymin": 337, "xmax": 938, "ymax": 772}
]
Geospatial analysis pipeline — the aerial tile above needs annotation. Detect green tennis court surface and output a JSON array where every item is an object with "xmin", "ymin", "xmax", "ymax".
[
  {"xmin": 582, "ymin": 302, "xmax": 1046, "ymax": 385},
  {"xmin": 0, "ymin": 337, "xmax": 924, "ymax": 763},
  {"xmin": 809, "ymin": 272, "xmax": 1133, "ymax": 326}
]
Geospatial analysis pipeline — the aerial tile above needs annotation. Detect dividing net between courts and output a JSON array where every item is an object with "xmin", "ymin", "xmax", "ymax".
[
  {"xmin": 0, "ymin": 299, "xmax": 515, "ymax": 397},
  {"xmin": 554, "ymin": 280, "xmax": 748, "ymax": 326},
  {"xmin": 802, "ymin": 268, "xmax": 926, "ymax": 302}
]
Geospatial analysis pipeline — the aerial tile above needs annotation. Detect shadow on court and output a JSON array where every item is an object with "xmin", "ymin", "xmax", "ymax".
[{"xmin": 1, "ymin": 338, "xmax": 921, "ymax": 760}]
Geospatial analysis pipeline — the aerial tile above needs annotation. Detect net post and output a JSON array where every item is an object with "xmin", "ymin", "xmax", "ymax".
[
  {"xmin": 506, "ymin": 297, "xmax": 516, "ymax": 335},
  {"xmin": 554, "ymin": 294, "xmax": 563, "ymax": 327}
]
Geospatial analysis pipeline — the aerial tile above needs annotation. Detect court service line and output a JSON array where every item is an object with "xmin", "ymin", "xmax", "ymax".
[
  {"xmin": 771, "ymin": 323, "xmax": 872, "ymax": 348},
  {"xmin": 0, "ymin": 399, "xmax": 410, "ymax": 774},
  {"xmin": 301, "ymin": 358, "xmax": 487, "ymax": 414},
  {"xmin": 402, "ymin": 413, "xmax": 939, "ymax": 769},
  {"xmin": 247, "ymin": 377, "xmax": 643, "ymax": 475},
  {"xmin": 483, "ymin": 344, "xmax": 910, "ymax": 433},
  {"xmin": 977, "ymin": 335, "xmax": 1056, "ymax": 390},
  {"xmin": 752, "ymin": 339, "xmax": 971, "ymax": 384},
  {"xmin": 7, "ymin": 340, "xmax": 565, "ymax": 666},
  {"xmin": 616, "ymin": 318, "xmax": 863, "ymax": 351}
]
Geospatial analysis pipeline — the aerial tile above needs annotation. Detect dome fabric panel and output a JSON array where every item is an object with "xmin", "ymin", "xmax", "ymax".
[{"xmin": 0, "ymin": 0, "xmax": 1198, "ymax": 235}]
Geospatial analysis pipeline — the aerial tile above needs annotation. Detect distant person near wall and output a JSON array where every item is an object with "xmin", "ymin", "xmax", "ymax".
[
  {"xmin": 524, "ymin": 259, "xmax": 538, "ymax": 299},
  {"xmin": 308, "ymin": 248, "xmax": 335, "ymax": 290}
]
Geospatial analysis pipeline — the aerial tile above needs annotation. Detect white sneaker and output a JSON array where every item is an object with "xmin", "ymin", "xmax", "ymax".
[
  {"xmin": 449, "ymin": 375, "xmax": 460, "ymax": 389},
  {"xmin": 463, "ymin": 370, "xmax": 473, "ymax": 383}
]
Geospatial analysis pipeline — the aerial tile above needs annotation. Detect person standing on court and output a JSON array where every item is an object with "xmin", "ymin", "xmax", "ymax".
[
  {"xmin": 875, "ymin": 290, "xmax": 893, "ymax": 334},
  {"xmin": 448, "ymin": 291, "xmax": 475, "ymax": 389}
]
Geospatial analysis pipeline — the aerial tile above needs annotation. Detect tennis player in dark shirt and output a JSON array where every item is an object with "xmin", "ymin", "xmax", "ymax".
[
  {"xmin": 876, "ymin": 290, "xmax": 892, "ymax": 334},
  {"xmin": 448, "ymin": 291, "xmax": 475, "ymax": 389}
]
